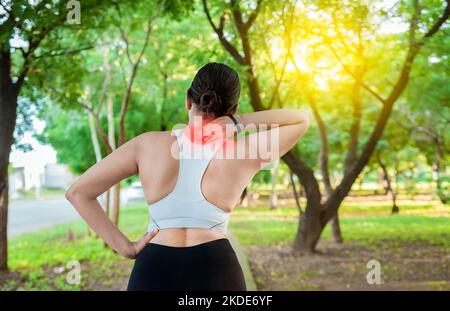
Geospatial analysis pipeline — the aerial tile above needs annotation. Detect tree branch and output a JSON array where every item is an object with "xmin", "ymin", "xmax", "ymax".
[
  {"xmin": 119, "ymin": 27, "xmax": 133, "ymax": 65},
  {"xmin": 0, "ymin": 1, "xmax": 11, "ymax": 15},
  {"xmin": 267, "ymin": 41, "xmax": 290, "ymax": 109},
  {"xmin": 13, "ymin": 11, "xmax": 68, "ymax": 91},
  {"xmin": 118, "ymin": 17, "xmax": 154, "ymax": 146},
  {"xmin": 202, "ymin": 0, "xmax": 247, "ymax": 65},
  {"xmin": 244, "ymin": 0, "xmax": 263, "ymax": 30},
  {"xmin": 327, "ymin": 42, "xmax": 386, "ymax": 104},
  {"xmin": 267, "ymin": 3, "xmax": 294, "ymax": 109},
  {"xmin": 79, "ymin": 102, "xmax": 112, "ymax": 154},
  {"xmin": 33, "ymin": 45, "xmax": 95, "ymax": 59},
  {"xmin": 134, "ymin": 18, "xmax": 153, "ymax": 67},
  {"xmin": 423, "ymin": 0, "xmax": 450, "ymax": 39}
]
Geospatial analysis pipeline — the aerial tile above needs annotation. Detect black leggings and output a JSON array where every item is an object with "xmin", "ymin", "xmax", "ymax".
[{"xmin": 127, "ymin": 238, "xmax": 247, "ymax": 291}]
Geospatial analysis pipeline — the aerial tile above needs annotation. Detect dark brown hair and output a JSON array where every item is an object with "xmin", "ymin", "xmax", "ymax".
[{"xmin": 187, "ymin": 62, "xmax": 241, "ymax": 117}]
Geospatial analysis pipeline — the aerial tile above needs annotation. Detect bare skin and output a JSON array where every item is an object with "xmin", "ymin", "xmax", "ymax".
[{"xmin": 66, "ymin": 98, "xmax": 312, "ymax": 259}]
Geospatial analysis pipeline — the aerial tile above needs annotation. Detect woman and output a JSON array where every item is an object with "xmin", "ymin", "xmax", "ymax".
[{"xmin": 65, "ymin": 62, "xmax": 311, "ymax": 291}]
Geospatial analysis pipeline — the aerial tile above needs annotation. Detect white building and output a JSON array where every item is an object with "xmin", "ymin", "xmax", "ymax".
[
  {"xmin": 8, "ymin": 163, "xmax": 75, "ymax": 198},
  {"xmin": 43, "ymin": 163, "xmax": 75, "ymax": 189}
]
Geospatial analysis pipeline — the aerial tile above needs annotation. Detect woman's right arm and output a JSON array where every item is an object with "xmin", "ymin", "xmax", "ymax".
[
  {"xmin": 234, "ymin": 108, "xmax": 312, "ymax": 167},
  {"xmin": 205, "ymin": 108, "xmax": 311, "ymax": 166},
  {"xmin": 237, "ymin": 108, "xmax": 312, "ymax": 131},
  {"xmin": 241, "ymin": 109, "xmax": 312, "ymax": 166}
]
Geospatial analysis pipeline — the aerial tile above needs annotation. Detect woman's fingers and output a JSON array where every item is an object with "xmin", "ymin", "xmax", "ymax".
[
  {"xmin": 203, "ymin": 121, "xmax": 223, "ymax": 136},
  {"xmin": 144, "ymin": 229, "xmax": 159, "ymax": 242},
  {"xmin": 133, "ymin": 229, "xmax": 159, "ymax": 258},
  {"xmin": 204, "ymin": 118, "xmax": 237, "ymax": 140}
]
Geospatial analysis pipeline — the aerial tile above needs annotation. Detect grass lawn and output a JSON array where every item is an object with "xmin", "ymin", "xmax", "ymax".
[
  {"xmin": 229, "ymin": 200, "xmax": 450, "ymax": 247},
  {"xmin": 229, "ymin": 199, "xmax": 449, "ymax": 290},
  {"xmin": 0, "ymin": 198, "xmax": 448, "ymax": 290},
  {"xmin": 1, "ymin": 203, "xmax": 148, "ymax": 291}
]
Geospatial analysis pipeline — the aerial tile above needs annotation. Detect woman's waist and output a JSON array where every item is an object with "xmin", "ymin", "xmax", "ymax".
[{"xmin": 148, "ymin": 227, "xmax": 227, "ymax": 247}]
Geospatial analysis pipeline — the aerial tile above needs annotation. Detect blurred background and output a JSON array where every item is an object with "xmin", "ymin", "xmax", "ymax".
[{"xmin": 0, "ymin": 0, "xmax": 448, "ymax": 290}]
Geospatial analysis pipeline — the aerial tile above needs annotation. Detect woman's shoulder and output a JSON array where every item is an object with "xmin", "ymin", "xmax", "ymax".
[
  {"xmin": 135, "ymin": 130, "xmax": 176, "ymax": 142},
  {"xmin": 134, "ymin": 130, "xmax": 179, "ymax": 150}
]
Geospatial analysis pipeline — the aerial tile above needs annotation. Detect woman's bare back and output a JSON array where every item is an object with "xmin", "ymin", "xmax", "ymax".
[{"xmin": 136, "ymin": 130, "xmax": 256, "ymax": 247}]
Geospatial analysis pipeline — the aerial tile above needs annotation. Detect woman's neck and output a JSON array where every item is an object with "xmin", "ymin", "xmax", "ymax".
[{"xmin": 188, "ymin": 114, "xmax": 215, "ymax": 126}]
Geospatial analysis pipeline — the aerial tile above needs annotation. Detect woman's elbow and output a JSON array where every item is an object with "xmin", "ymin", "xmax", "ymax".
[
  {"xmin": 66, "ymin": 184, "xmax": 99, "ymax": 204},
  {"xmin": 65, "ymin": 185, "xmax": 80, "ymax": 203},
  {"xmin": 292, "ymin": 119, "xmax": 311, "ymax": 142},
  {"xmin": 297, "ymin": 108, "xmax": 312, "ymax": 126},
  {"xmin": 65, "ymin": 184, "xmax": 92, "ymax": 202}
]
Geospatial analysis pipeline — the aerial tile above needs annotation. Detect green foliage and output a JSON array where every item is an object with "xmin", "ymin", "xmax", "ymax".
[
  {"xmin": 3, "ymin": 0, "xmax": 445, "ymax": 182},
  {"xmin": 35, "ymin": 103, "xmax": 98, "ymax": 174}
]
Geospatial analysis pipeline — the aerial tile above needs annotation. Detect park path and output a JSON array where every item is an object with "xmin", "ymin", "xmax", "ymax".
[
  {"xmin": 228, "ymin": 233, "xmax": 257, "ymax": 290},
  {"xmin": 8, "ymin": 198, "xmax": 80, "ymax": 237}
]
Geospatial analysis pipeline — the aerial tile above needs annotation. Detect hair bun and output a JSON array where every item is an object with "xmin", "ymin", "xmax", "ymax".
[
  {"xmin": 199, "ymin": 90, "xmax": 222, "ymax": 114},
  {"xmin": 187, "ymin": 62, "xmax": 241, "ymax": 117}
]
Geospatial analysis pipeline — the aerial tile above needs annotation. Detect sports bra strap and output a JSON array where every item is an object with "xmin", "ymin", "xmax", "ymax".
[
  {"xmin": 170, "ymin": 128, "xmax": 222, "ymax": 200},
  {"xmin": 147, "ymin": 128, "xmax": 231, "ymax": 235}
]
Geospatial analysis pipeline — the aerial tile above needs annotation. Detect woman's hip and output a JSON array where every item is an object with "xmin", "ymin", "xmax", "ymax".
[{"xmin": 127, "ymin": 238, "xmax": 246, "ymax": 291}]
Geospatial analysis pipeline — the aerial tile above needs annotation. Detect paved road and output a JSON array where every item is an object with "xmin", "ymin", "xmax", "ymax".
[{"xmin": 8, "ymin": 198, "xmax": 81, "ymax": 237}]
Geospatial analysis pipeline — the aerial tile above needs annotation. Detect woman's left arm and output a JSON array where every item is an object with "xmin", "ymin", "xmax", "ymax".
[{"xmin": 65, "ymin": 134, "xmax": 157, "ymax": 259}]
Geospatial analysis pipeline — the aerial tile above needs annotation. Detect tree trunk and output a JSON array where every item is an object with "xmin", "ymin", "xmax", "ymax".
[
  {"xmin": 86, "ymin": 99, "xmax": 102, "ymax": 236},
  {"xmin": 330, "ymin": 213, "xmax": 344, "ymax": 243},
  {"xmin": 393, "ymin": 170, "xmax": 400, "ymax": 195},
  {"xmin": 239, "ymin": 187, "xmax": 248, "ymax": 207},
  {"xmin": 376, "ymin": 169, "xmax": 387, "ymax": 195},
  {"xmin": 303, "ymin": 91, "xmax": 345, "ymax": 244},
  {"xmin": 321, "ymin": 166, "xmax": 343, "ymax": 243},
  {"xmin": 0, "ymin": 172, "xmax": 10, "ymax": 271},
  {"xmin": 378, "ymin": 154, "xmax": 399, "ymax": 214},
  {"xmin": 282, "ymin": 152, "xmax": 323, "ymax": 253},
  {"xmin": 289, "ymin": 169, "xmax": 302, "ymax": 213},
  {"xmin": 327, "ymin": 184, "xmax": 343, "ymax": 243},
  {"xmin": 114, "ymin": 22, "xmax": 151, "ymax": 225},
  {"xmin": 270, "ymin": 164, "xmax": 278, "ymax": 210},
  {"xmin": 102, "ymin": 189, "xmax": 111, "ymax": 247},
  {"xmin": 105, "ymin": 189, "xmax": 110, "ymax": 217},
  {"xmin": 107, "ymin": 89, "xmax": 117, "ymax": 224},
  {"xmin": 293, "ymin": 205, "xmax": 324, "ymax": 254},
  {"xmin": 112, "ymin": 183, "xmax": 121, "ymax": 225},
  {"xmin": 433, "ymin": 138, "xmax": 448, "ymax": 204},
  {"xmin": 358, "ymin": 174, "xmax": 364, "ymax": 190},
  {"xmin": 0, "ymin": 49, "xmax": 18, "ymax": 271}
]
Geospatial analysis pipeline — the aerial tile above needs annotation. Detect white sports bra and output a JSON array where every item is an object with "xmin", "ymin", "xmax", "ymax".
[{"xmin": 147, "ymin": 128, "xmax": 230, "ymax": 235}]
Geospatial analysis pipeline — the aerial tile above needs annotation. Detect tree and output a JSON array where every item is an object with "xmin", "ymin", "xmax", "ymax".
[
  {"xmin": 202, "ymin": 0, "xmax": 450, "ymax": 253},
  {"xmin": 0, "ymin": 0, "xmax": 115, "ymax": 271},
  {"xmin": 395, "ymin": 35, "xmax": 450, "ymax": 204}
]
